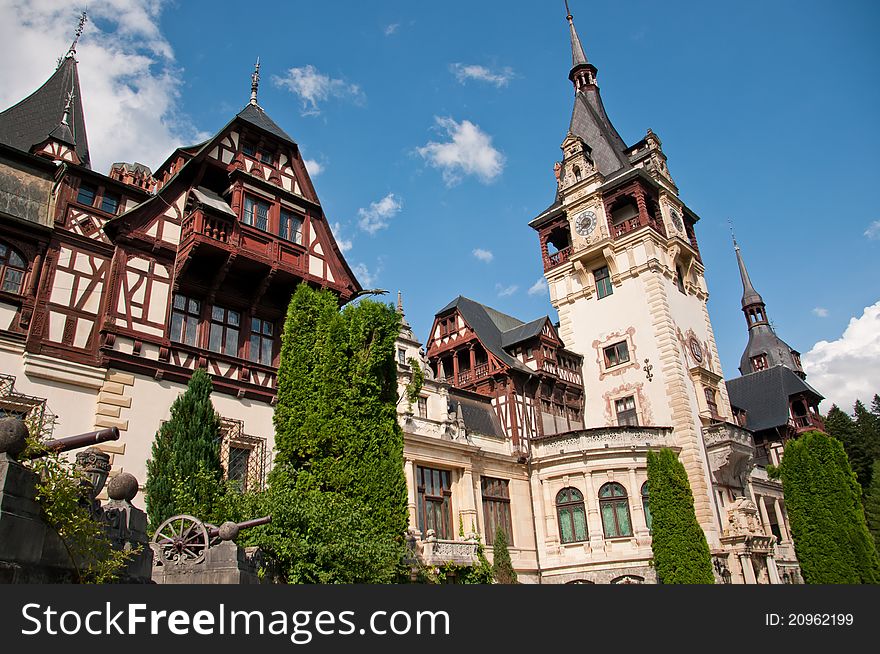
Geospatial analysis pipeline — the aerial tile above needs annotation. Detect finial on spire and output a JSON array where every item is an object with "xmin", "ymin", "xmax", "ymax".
[
  {"xmin": 565, "ymin": 0, "xmax": 573, "ymax": 20},
  {"xmin": 61, "ymin": 89, "xmax": 74, "ymax": 127},
  {"xmin": 728, "ymin": 218, "xmax": 739, "ymax": 250},
  {"xmin": 397, "ymin": 291, "xmax": 404, "ymax": 314},
  {"xmin": 563, "ymin": 1, "xmax": 595, "ymax": 90},
  {"xmin": 250, "ymin": 58, "xmax": 261, "ymax": 106},
  {"xmin": 66, "ymin": 12, "xmax": 88, "ymax": 60}
]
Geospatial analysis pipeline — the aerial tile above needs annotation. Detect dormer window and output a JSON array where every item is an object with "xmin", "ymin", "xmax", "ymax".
[
  {"xmin": 751, "ymin": 354, "xmax": 768, "ymax": 372},
  {"xmin": 791, "ymin": 351, "xmax": 802, "ymax": 368},
  {"xmin": 243, "ymin": 196, "xmax": 270, "ymax": 231}
]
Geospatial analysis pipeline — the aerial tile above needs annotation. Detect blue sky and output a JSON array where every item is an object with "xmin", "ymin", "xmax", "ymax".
[{"xmin": 2, "ymin": 1, "xmax": 878, "ymax": 409}]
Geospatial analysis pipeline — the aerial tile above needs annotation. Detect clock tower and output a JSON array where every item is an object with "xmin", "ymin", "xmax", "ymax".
[{"xmin": 530, "ymin": 5, "xmax": 735, "ymax": 547}]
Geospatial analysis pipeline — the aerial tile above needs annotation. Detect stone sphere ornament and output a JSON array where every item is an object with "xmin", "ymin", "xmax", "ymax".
[
  {"xmin": 108, "ymin": 472, "xmax": 139, "ymax": 502},
  {"xmin": 0, "ymin": 417, "xmax": 29, "ymax": 458}
]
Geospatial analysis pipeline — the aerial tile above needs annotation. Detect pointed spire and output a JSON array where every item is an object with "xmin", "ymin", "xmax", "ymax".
[
  {"xmin": 64, "ymin": 12, "xmax": 88, "ymax": 63},
  {"xmin": 733, "ymin": 233, "xmax": 764, "ymax": 310},
  {"xmin": 564, "ymin": 1, "xmax": 597, "ymax": 91},
  {"xmin": 47, "ymin": 84, "xmax": 77, "ymax": 148},
  {"xmin": 250, "ymin": 58, "xmax": 261, "ymax": 106}
]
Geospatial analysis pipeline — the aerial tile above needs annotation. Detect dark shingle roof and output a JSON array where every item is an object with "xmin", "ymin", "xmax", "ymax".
[
  {"xmin": 726, "ymin": 366, "xmax": 824, "ymax": 433},
  {"xmin": 738, "ymin": 324, "xmax": 803, "ymax": 377},
  {"xmin": 236, "ymin": 103, "xmax": 295, "ymax": 145},
  {"xmin": 501, "ymin": 318, "xmax": 546, "ymax": 348},
  {"xmin": 0, "ymin": 57, "xmax": 90, "ymax": 167},
  {"xmin": 569, "ymin": 88, "xmax": 630, "ymax": 177},
  {"xmin": 448, "ymin": 389, "xmax": 505, "ymax": 438},
  {"xmin": 436, "ymin": 297, "xmax": 538, "ymax": 374}
]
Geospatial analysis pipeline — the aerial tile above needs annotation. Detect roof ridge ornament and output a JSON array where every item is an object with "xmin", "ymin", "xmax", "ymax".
[
  {"xmin": 250, "ymin": 57, "xmax": 261, "ymax": 106},
  {"xmin": 61, "ymin": 87, "xmax": 74, "ymax": 127},
  {"xmin": 60, "ymin": 11, "xmax": 88, "ymax": 67}
]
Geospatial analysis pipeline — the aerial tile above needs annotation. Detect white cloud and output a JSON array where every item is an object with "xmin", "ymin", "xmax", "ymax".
[
  {"xmin": 528, "ymin": 278, "xmax": 548, "ymax": 297},
  {"xmin": 450, "ymin": 63, "xmax": 514, "ymax": 87},
  {"xmin": 496, "ymin": 283, "xmax": 518, "ymax": 298},
  {"xmin": 812, "ymin": 307, "xmax": 829, "ymax": 318},
  {"xmin": 384, "ymin": 23, "xmax": 399, "ymax": 36},
  {"xmin": 0, "ymin": 1, "xmax": 207, "ymax": 175},
  {"xmin": 330, "ymin": 222, "xmax": 352, "ymax": 253},
  {"xmin": 417, "ymin": 117, "xmax": 505, "ymax": 186},
  {"xmin": 802, "ymin": 301, "xmax": 880, "ymax": 411},
  {"xmin": 865, "ymin": 220, "xmax": 880, "ymax": 240},
  {"xmin": 352, "ymin": 261, "xmax": 382, "ymax": 288},
  {"xmin": 472, "ymin": 248, "xmax": 493, "ymax": 263},
  {"xmin": 357, "ymin": 193, "xmax": 402, "ymax": 234},
  {"xmin": 303, "ymin": 159, "xmax": 323, "ymax": 177},
  {"xmin": 272, "ymin": 65, "xmax": 364, "ymax": 116}
]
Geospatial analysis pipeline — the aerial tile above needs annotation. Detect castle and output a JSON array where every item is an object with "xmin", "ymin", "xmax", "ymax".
[{"xmin": 0, "ymin": 7, "xmax": 822, "ymax": 583}]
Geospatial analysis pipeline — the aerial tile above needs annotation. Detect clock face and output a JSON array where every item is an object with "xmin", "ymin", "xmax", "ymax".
[
  {"xmin": 690, "ymin": 338, "xmax": 703, "ymax": 363},
  {"xmin": 574, "ymin": 210, "xmax": 596, "ymax": 236},
  {"xmin": 670, "ymin": 208, "xmax": 684, "ymax": 232}
]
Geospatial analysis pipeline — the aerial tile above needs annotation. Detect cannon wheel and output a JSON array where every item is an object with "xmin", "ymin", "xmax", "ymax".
[{"xmin": 152, "ymin": 514, "xmax": 209, "ymax": 565}]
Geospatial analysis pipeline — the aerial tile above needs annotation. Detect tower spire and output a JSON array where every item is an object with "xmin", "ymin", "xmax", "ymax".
[
  {"xmin": 250, "ymin": 58, "xmax": 261, "ymax": 106},
  {"xmin": 564, "ymin": 1, "xmax": 597, "ymax": 90},
  {"xmin": 733, "ymin": 234, "xmax": 764, "ymax": 310},
  {"xmin": 65, "ymin": 12, "xmax": 88, "ymax": 62}
]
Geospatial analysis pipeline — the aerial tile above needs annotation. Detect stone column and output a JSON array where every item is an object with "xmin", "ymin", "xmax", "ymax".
[
  {"xmin": 757, "ymin": 495, "xmax": 772, "ymax": 537},
  {"xmin": 628, "ymin": 468, "xmax": 648, "ymax": 541},
  {"xmin": 773, "ymin": 499, "xmax": 790, "ymax": 543},
  {"xmin": 541, "ymin": 477, "xmax": 557, "ymax": 545},
  {"xmin": 584, "ymin": 471, "xmax": 604, "ymax": 546},
  {"xmin": 404, "ymin": 458, "xmax": 418, "ymax": 536},
  {"xmin": 459, "ymin": 468, "xmax": 478, "ymax": 538},
  {"xmin": 739, "ymin": 554, "xmax": 757, "ymax": 584},
  {"xmin": 766, "ymin": 555, "xmax": 781, "ymax": 584}
]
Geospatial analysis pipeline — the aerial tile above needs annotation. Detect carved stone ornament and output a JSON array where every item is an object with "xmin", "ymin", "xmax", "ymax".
[{"xmin": 725, "ymin": 497, "xmax": 764, "ymax": 537}]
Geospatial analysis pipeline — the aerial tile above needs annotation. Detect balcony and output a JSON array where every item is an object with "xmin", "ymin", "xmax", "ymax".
[
  {"xmin": 532, "ymin": 425, "xmax": 673, "ymax": 460},
  {"xmin": 543, "ymin": 245, "xmax": 571, "ymax": 271},
  {"xmin": 612, "ymin": 216, "xmax": 667, "ymax": 240},
  {"xmin": 789, "ymin": 414, "xmax": 824, "ymax": 434},
  {"xmin": 408, "ymin": 530, "xmax": 479, "ymax": 567}
]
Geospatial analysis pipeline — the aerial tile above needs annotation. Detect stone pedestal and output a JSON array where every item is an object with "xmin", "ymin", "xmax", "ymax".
[{"xmin": 152, "ymin": 541, "xmax": 267, "ymax": 584}]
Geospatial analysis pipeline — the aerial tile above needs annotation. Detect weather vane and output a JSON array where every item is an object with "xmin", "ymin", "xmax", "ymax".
[{"xmin": 59, "ymin": 11, "xmax": 88, "ymax": 68}]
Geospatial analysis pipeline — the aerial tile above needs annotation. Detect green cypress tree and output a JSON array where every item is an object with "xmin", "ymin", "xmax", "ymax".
[
  {"xmin": 776, "ymin": 430, "xmax": 880, "ymax": 583},
  {"xmin": 646, "ymin": 448, "xmax": 715, "ymax": 584},
  {"xmin": 854, "ymin": 401, "xmax": 880, "ymax": 486},
  {"xmin": 865, "ymin": 459, "xmax": 880, "ymax": 555},
  {"xmin": 145, "ymin": 368, "xmax": 224, "ymax": 530},
  {"xmin": 272, "ymin": 284, "xmax": 408, "ymax": 578},
  {"xmin": 825, "ymin": 405, "xmax": 870, "ymax": 494},
  {"xmin": 492, "ymin": 527, "xmax": 517, "ymax": 584}
]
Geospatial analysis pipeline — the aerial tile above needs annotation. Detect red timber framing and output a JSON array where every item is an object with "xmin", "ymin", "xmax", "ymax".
[
  {"xmin": 425, "ymin": 307, "xmax": 584, "ymax": 451},
  {"xmin": 602, "ymin": 178, "xmax": 667, "ymax": 241},
  {"xmin": 3, "ymin": 105, "xmax": 362, "ymax": 404}
]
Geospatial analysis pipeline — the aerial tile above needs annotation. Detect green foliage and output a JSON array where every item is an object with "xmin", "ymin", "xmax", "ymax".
[
  {"xmin": 231, "ymin": 465, "xmax": 403, "ymax": 583},
  {"xmin": 405, "ymin": 357, "xmax": 424, "ymax": 406},
  {"xmin": 145, "ymin": 368, "xmax": 224, "ymax": 530},
  {"xmin": 491, "ymin": 527, "xmax": 518, "ymax": 584},
  {"xmin": 646, "ymin": 448, "xmax": 715, "ymax": 584},
  {"xmin": 862, "ymin": 459, "xmax": 880, "ymax": 557},
  {"xmin": 22, "ymin": 431, "xmax": 134, "ymax": 583},
  {"xmin": 777, "ymin": 431, "xmax": 880, "ymax": 584},
  {"xmin": 271, "ymin": 284, "xmax": 408, "ymax": 579},
  {"xmin": 824, "ymin": 402, "xmax": 880, "ymax": 496}
]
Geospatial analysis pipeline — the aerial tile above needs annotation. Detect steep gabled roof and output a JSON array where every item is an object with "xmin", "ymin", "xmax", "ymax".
[
  {"xmin": 448, "ymin": 388, "xmax": 505, "ymax": 438},
  {"xmin": 0, "ymin": 57, "xmax": 90, "ymax": 167},
  {"xmin": 501, "ymin": 318, "xmax": 548, "ymax": 348},
  {"xmin": 726, "ymin": 366, "xmax": 824, "ymax": 433},
  {"xmin": 236, "ymin": 103, "xmax": 296, "ymax": 145},
  {"xmin": 569, "ymin": 89, "xmax": 630, "ymax": 177}
]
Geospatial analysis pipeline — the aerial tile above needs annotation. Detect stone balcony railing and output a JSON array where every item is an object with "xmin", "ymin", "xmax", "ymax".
[
  {"xmin": 531, "ymin": 426, "xmax": 674, "ymax": 460},
  {"xmin": 406, "ymin": 530, "xmax": 479, "ymax": 567},
  {"xmin": 703, "ymin": 422, "xmax": 756, "ymax": 488}
]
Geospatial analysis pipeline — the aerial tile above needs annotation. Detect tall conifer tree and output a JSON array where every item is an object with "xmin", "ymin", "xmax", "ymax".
[
  {"xmin": 776, "ymin": 431, "xmax": 880, "ymax": 583},
  {"xmin": 145, "ymin": 368, "xmax": 224, "ymax": 529},
  {"xmin": 646, "ymin": 448, "xmax": 715, "ymax": 584},
  {"xmin": 492, "ymin": 527, "xmax": 517, "ymax": 584}
]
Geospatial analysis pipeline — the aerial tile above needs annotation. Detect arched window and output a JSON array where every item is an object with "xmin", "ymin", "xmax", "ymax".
[
  {"xmin": 599, "ymin": 482, "xmax": 632, "ymax": 538},
  {"xmin": 0, "ymin": 242, "xmax": 26, "ymax": 294},
  {"xmin": 556, "ymin": 487, "xmax": 587, "ymax": 543},
  {"xmin": 641, "ymin": 482, "xmax": 651, "ymax": 532}
]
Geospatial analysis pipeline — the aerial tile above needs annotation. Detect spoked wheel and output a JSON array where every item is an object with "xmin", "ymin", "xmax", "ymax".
[{"xmin": 152, "ymin": 514, "xmax": 209, "ymax": 565}]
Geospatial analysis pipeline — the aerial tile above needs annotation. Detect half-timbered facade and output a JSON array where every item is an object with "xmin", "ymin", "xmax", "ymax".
[{"xmin": 0, "ymin": 50, "xmax": 359, "ymax": 490}]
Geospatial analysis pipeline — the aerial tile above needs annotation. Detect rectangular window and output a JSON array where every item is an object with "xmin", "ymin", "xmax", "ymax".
[
  {"xmin": 705, "ymin": 388, "xmax": 719, "ymax": 418},
  {"xmin": 398, "ymin": 348, "xmax": 407, "ymax": 365},
  {"xmin": 481, "ymin": 477, "xmax": 513, "ymax": 546},
  {"xmin": 249, "ymin": 317, "xmax": 274, "ymax": 365},
  {"xmin": 101, "ymin": 191, "xmax": 121, "ymax": 215},
  {"xmin": 416, "ymin": 466, "xmax": 452, "ymax": 540},
  {"xmin": 675, "ymin": 265, "xmax": 686, "ymax": 294},
  {"xmin": 209, "ymin": 305, "xmax": 240, "ymax": 356},
  {"xmin": 227, "ymin": 446, "xmax": 251, "ymax": 485},
  {"xmin": 418, "ymin": 396, "xmax": 428, "ymax": 418},
  {"xmin": 170, "ymin": 294, "xmax": 201, "ymax": 346},
  {"xmin": 615, "ymin": 396, "xmax": 638, "ymax": 426},
  {"xmin": 242, "ymin": 142, "xmax": 256, "ymax": 158},
  {"xmin": 243, "ymin": 196, "xmax": 270, "ymax": 231},
  {"xmin": 279, "ymin": 209, "xmax": 303, "ymax": 244},
  {"xmin": 603, "ymin": 341, "xmax": 630, "ymax": 368},
  {"xmin": 257, "ymin": 149, "xmax": 274, "ymax": 165},
  {"xmin": 77, "ymin": 182, "xmax": 97, "ymax": 207},
  {"xmin": 595, "ymin": 266, "xmax": 613, "ymax": 299},
  {"xmin": 751, "ymin": 354, "xmax": 768, "ymax": 372}
]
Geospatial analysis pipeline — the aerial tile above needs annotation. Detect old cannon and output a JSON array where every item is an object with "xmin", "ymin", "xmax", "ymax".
[
  {"xmin": 24, "ymin": 426, "xmax": 120, "ymax": 459},
  {"xmin": 151, "ymin": 515, "xmax": 271, "ymax": 565}
]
